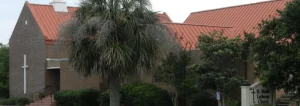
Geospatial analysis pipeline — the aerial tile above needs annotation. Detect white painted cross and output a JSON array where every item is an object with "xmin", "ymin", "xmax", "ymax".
[{"xmin": 21, "ymin": 55, "xmax": 28, "ymax": 94}]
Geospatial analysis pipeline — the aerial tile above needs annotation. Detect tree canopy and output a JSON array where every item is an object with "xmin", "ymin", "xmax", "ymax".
[
  {"xmin": 154, "ymin": 51, "xmax": 195, "ymax": 106},
  {"xmin": 0, "ymin": 43, "xmax": 9, "ymax": 98},
  {"xmin": 251, "ymin": 0, "xmax": 300, "ymax": 94},
  {"xmin": 190, "ymin": 31, "xmax": 247, "ymax": 105},
  {"xmin": 192, "ymin": 31, "xmax": 244, "ymax": 93},
  {"xmin": 57, "ymin": 0, "xmax": 175, "ymax": 106},
  {"xmin": 58, "ymin": 0, "xmax": 174, "ymax": 80}
]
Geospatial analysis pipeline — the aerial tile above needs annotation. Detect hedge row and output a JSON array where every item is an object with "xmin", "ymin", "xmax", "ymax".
[
  {"xmin": 54, "ymin": 89, "xmax": 99, "ymax": 106},
  {"xmin": 99, "ymin": 83, "xmax": 172, "ymax": 106},
  {"xmin": 55, "ymin": 83, "xmax": 172, "ymax": 106},
  {"xmin": 0, "ymin": 97, "xmax": 30, "ymax": 106}
]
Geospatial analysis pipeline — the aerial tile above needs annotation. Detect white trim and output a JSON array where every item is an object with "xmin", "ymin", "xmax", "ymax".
[
  {"xmin": 46, "ymin": 58, "xmax": 69, "ymax": 61},
  {"xmin": 47, "ymin": 67, "xmax": 60, "ymax": 70},
  {"xmin": 250, "ymin": 81, "xmax": 261, "ymax": 89}
]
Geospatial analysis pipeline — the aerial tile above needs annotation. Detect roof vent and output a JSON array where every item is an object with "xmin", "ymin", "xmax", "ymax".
[{"xmin": 50, "ymin": 0, "xmax": 68, "ymax": 12}]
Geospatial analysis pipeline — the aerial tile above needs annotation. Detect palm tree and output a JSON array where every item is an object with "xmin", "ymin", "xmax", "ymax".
[{"xmin": 57, "ymin": 0, "xmax": 176, "ymax": 106}]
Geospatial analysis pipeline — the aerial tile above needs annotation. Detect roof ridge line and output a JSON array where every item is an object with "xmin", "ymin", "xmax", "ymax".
[
  {"xmin": 28, "ymin": 2, "xmax": 79, "ymax": 8},
  {"xmin": 164, "ymin": 22, "xmax": 233, "ymax": 28},
  {"xmin": 162, "ymin": 12, "xmax": 173, "ymax": 23},
  {"xmin": 191, "ymin": 0, "xmax": 282, "ymax": 14}
]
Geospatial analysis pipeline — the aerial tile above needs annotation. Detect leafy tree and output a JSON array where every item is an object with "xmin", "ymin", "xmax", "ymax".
[
  {"xmin": 57, "ymin": 0, "xmax": 174, "ymax": 106},
  {"xmin": 251, "ymin": 0, "xmax": 300, "ymax": 97},
  {"xmin": 0, "ymin": 43, "xmax": 9, "ymax": 98},
  {"xmin": 154, "ymin": 51, "xmax": 196, "ymax": 106},
  {"xmin": 190, "ymin": 31, "xmax": 244, "ymax": 106}
]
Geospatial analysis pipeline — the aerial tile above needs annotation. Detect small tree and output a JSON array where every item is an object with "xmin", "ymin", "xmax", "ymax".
[
  {"xmin": 191, "ymin": 31, "xmax": 244, "ymax": 106},
  {"xmin": 0, "ymin": 43, "xmax": 9, "ymax": 98},
  {"xmin": 251, "ymin": 0, "xmax": 300, "ymax": 99},
  {"xmin": 154, "ymin": 51, "xmax": 196, "ymax": 106}
]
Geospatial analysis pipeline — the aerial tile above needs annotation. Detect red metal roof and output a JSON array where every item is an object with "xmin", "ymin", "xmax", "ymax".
[
  {"xmin": 165, "ymin": 23, "xmax": 234, "ymax": 49},
  {"xmin": 25, "ymin": 0, "xmax": 290, "ymax": 48},
  {"xmin": 157, "ymin": 12, "xmax": 173, "ymax": 23},
  {"xmin": 26, "ymin": 2, "xmax": 77, "ymax": 43},
  {"xmin": 26, "ymin": 2, "xmax": 173, "ymax": 44},
  {"xmin": 184, "ymin": 0, "xmax": 290, "ymax": 35}
]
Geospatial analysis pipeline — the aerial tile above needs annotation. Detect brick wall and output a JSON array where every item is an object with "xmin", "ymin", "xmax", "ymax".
[
  {"xmin": 59, "ymin": 61, "xmax": 100, "ymax": 91},
  {"xmin": 9, "ymin": 3, "xmax": 46, "ymax": 97}
]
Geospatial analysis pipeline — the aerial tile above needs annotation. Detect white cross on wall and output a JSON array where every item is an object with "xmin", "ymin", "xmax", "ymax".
[{"xmin": 21, "ymin": 55, "xmax": 28, "ymax": 94}]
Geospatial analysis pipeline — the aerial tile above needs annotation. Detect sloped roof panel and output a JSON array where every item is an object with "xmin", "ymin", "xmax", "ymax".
[
  {"xmin": 157, "ymin": 12, "xmax": 173, "ymax": 23},
  {"xmin": 26, "ymin": 2, "xmax": 174, "ymax": 44},
  {"xmin": 27, "ymin": 2, "xmax": 77, "ymax": 42},
  {"xmin": 184, "ymin": 0, "xmax": 290, "ymax": 35},
  {"xmin": 165, "ymin": 23, "xmax": 234, "ymax": 49}
]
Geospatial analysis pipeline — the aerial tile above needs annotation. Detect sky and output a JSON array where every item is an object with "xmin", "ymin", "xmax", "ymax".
[{"xmin": 0, "ymin": 0, "xmax": 269, "ymax": 45}]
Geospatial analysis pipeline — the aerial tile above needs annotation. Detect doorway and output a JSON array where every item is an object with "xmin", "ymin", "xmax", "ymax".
[{"xmin": 45, "ymin": 69, "xmax": 60, "ymax": 93}]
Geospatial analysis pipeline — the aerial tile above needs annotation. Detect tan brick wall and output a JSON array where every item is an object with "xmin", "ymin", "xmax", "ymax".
[
  {"xmin": 9, "ymin": 3, "xmax": 46, "ymax": 97},
  {"xmin": 60, "ymin": 61, "xmax": 100, "ymax": 91},
  {"xmin": 46, "ymin": 44, "xmax": 68, "ymax": 58}
]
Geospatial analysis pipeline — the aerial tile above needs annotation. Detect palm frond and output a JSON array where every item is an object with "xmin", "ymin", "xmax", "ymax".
[{"xmin": 56, "ymin": 0, "xmax": 180, "ymax": 81}]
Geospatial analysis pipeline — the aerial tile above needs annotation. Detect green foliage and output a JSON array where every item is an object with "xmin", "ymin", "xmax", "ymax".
[
  {"xmin": 197, "ymin": 31, "xmax": 243, "ymax": 63},
  {"xmin": 15, "ymin": 98, "xmax": 30, "ymax": 106},
  {"xmin": 188, "ymin": 91, "xmax": 217, "ymax": 106},
  {"xmin": 154, "ymin": 51, "xmax": 197, "ymax": 106},
  {"xmin": 0, "ymin": 97, "xmax": 30, "ymax": 106},
  {"xmin": 0, "ymin": 43, "xmax": 9, "ymax": 98},
  {"xmin": 192, "ymin": 31, "xmax": 243, "ymax": 93},
  {"xmin": 98, "ymin": 90, "xmax": 110, "ymax": 106},
  {"xmin": 54, "ymin": 89, "xmax": 99, "ymax": 106},
  {"xmin": 0, "ymin": 98, "xmax": 16, "ymax": 105},
  {"xmin": 251, "ymin": 0, "xmax": 300, "ymax": 94},
  {"xmin": 225, "ymin": 97, "xmax": 240, "ymax": 106},
  {"xmin": 54, "ymin": 90, "xmax": 76, "ymax": 106},
  {"xmin": 154, "ymin": 51, "xmax": 195, "ymax": 94},
  {"xmin": 120, "ymin": 83, "xmax": 172, "ymax": 106},
  {"xmin": 57, "ymin": 0, "xmax": 175, "ymax": 80},
  {"xmin": 98, "ymin": 83, "xmax": 173, "ymax": 106},
  {"xmin": 57, "ymin": 0, "xmax": 175, "ymax": 105}
]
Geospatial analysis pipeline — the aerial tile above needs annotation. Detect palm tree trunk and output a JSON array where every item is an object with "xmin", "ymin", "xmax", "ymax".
[
  {"xmin": 109, "ymin": 80, "xmax": 121, "ymax": 106},
  {"xmin": 99, "ymin": 77, "xmax": 105, "ymax": 90},
  {"xmin": 222, "ymin": 94, "xmax": 225, "ymax": 106},
  {"xmin": 218, "ymin": 100, "xmax": 221, "ymax": 106},
  {"xmin": 174, "ymin": 92, "xmax": 178, "ymax": 106}
]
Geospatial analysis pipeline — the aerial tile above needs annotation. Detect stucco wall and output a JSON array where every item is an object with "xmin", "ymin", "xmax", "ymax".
[{"xmin": 9, "ymin": 3, "xmax": 46, "ymax": 97}]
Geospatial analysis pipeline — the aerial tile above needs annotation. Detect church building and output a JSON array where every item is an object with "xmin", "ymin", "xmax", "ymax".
[{"xmin": 9, "ymin": 0, "xmax": 291, "ymax": 105}]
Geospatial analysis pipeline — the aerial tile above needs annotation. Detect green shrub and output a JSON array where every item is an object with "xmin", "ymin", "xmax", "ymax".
[
  {"xmin": 16, "ymin": 98, "xmax": 30, "ymax": 106},
  {"xmin": 54, "ymin": 90, "xmax": 76, "ymax": 106},
  {"xmin": 54, "ymin": 89, "xmax": 99, "ymax": 106},
  {"xmin": 0, "ymin": 97, "xmax": 30, "ymax": 106},
  {"xmin": 121, "ymin": 83, "xmax": 172, "ymax": 106},
  {"xmin": 225, "ymin": 97, "xmax": 239, "ymax": 106},
  {"xmin": 188, "ymin": 91, "xmax": 217, "ymax": 106},
  {"xmin": 98, "ymin": 83, "xmax": 172, "ymax": 106},
  {"xmin": 98, "ymin": 90, "xmax": 109, "ymax": 106},
  {"xmin": 77, "ymin": 89, "xmax": 99, "ymax": 106},
  {"xmin": 0, "ymin": 98, "xmax": 16, "ymax": 105}
]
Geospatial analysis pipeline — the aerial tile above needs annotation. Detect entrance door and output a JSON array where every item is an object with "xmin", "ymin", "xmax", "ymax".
[{"xmin": 45, "ymin": 69, "xmax": 60, "ymax": 93}]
